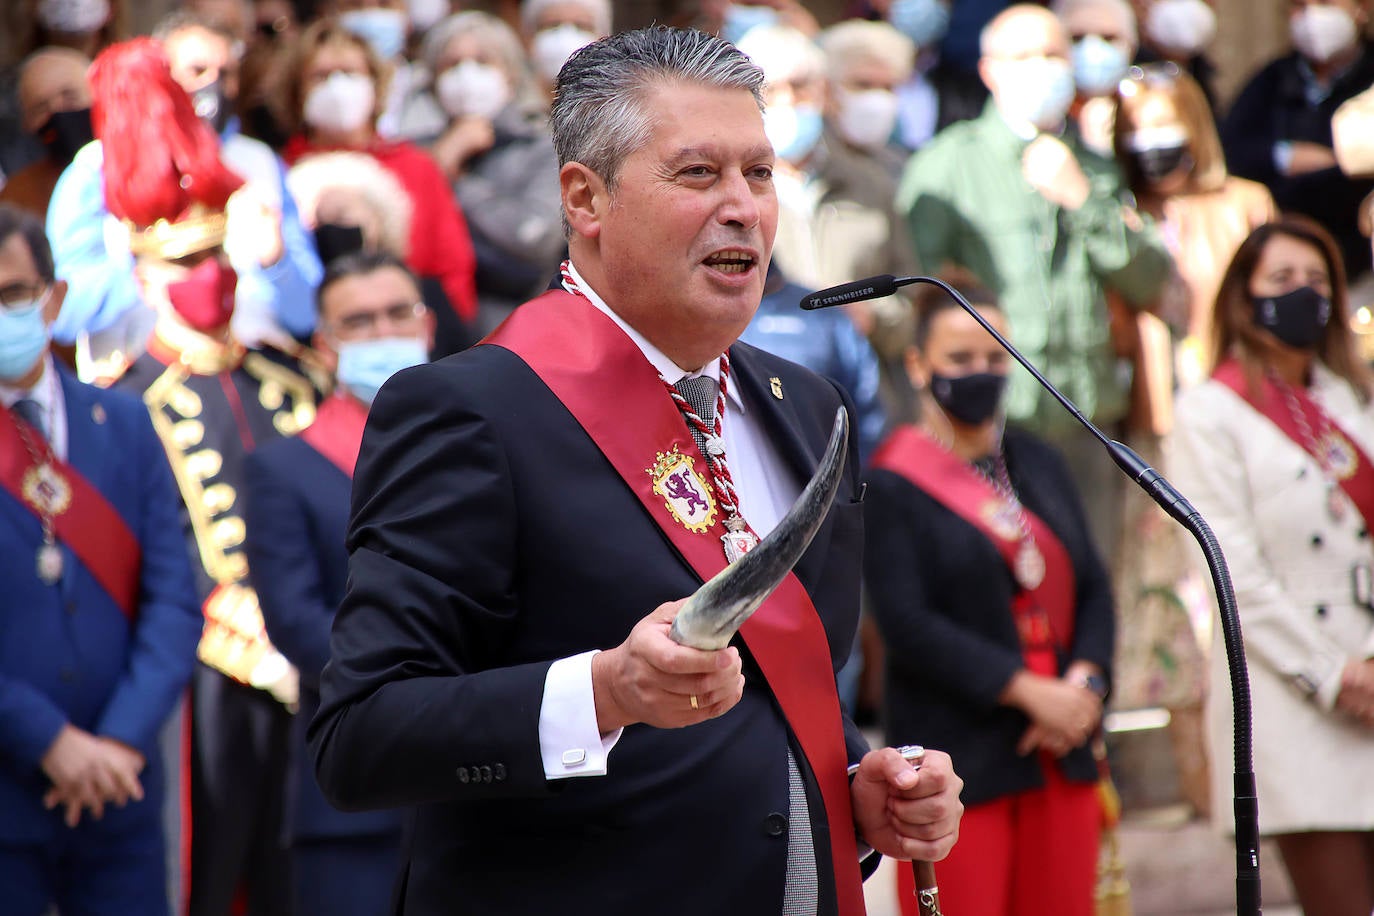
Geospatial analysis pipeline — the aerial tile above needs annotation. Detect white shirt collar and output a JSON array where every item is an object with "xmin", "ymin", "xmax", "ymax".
[{"xmin": 565, "ymin": 260, "xmax": 745, "ymax": 410}]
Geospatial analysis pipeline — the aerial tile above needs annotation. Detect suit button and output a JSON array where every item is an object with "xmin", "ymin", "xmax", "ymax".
[
  {"xmin": 762, "ymin": 813, "xmax": 787, "ymax": 837},
  {"xmin": 1310, "ymin": 534, "xmax": 1324, "ymax": 549},
  {"xmin": 457, "ymin": 767, "xmax": 470, "ymax": 784},
  {"xmin": 493, "ymin": 764, "xmax": 507, "ymax": 782},
  {"xmin": 480, "ymin": 765, "xmax": 492, "ymax": 783},
  {"xmin": 1315, "ymin": 604, "xmax": 1328, "ymax": 618}
]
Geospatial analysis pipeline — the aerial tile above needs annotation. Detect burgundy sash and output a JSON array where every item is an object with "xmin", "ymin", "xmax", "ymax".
[
  {"xmin": 300, "ymin": 392, "xmax": 368, "ymax": 478},
  {"xmin": 485, "ymin": 290, "xmax": 865, "ymax": 913},
  {"xmin": 870, "ymin": 425, "xmax": 1076, "ymax": 651},
  {"xmin": 1213, "ymin": 359, "xmax": 1374, "ymax": 533},
  {"xmin": 0, "ymin": 406, "xmax": 140, "ymax": 622}
]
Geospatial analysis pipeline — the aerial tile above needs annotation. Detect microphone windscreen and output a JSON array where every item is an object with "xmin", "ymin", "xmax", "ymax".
[{"xmin": 800, "ymin": 275, "xmax": 899, "ymax": 310}]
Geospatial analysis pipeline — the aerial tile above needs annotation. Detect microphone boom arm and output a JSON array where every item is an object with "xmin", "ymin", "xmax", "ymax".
[{"xmin": 806, "ymin": 274, "xmax": 1262, "ymax": 916}]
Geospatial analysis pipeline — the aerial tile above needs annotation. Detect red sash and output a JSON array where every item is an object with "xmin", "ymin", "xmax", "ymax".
[
  {"xmin": 485, "ymin": 290, "xmax": 865, "ymax": 913},
  {"xmin": 870, "ymin": 425, "xmax": 1076, "ymax": 651},
  {"xmin": 1213, "ymin": 359, "xmax": 1374, "ymax": 532},
  {"xmin": 0, "ymin": 406, "xmax": 140, "ymax": 622},
  {"xmin": 300, "ymin": 392, "xmax": 369, "ymax": 478}
]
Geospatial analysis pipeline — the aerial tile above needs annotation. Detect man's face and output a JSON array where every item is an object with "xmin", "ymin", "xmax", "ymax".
[
  {"xmin": 0, "ymin": 232, "xmax": 64, "ymax": 381},
  {"xmin": 18, "ymin": 52, "xmax": 91, "ymax": 136},
  {"xmin": 980, "ymin": 10, "xmax": 1071, "ymax": 102},
  {"xmin": 315, "ymin": 265, "xmax": 433, "ymax": 372},
  {"xmin": 163, "ymin": 26, "xmax": 241, "ymax": 100},
  {"xmin": 584, "ymin": 82, "xmax": 777, "ymax": 368},
  {"xmin": 836, "ymin": 58, "xmax": 904, "ymax": 96}
]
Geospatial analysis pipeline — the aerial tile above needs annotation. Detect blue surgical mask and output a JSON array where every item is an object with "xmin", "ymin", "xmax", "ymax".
[
  {"xmin": 991, "ymin": 56, "xmax": 1076, "ymax": 131},
  {"xmin": 336, "ymin": 336, "xmax": 428, "ymax": 405},
  {"xmin": 0, "ymin": 299, "xmax": 51, "ymax": 381},
  {"xmin": 764, "ymin": 103, "xmax": 824, "ymax": 164},
  {"xmin": 888, "ymin": 0, "xmax": 950, "ymax": 49},
  {"xmin": 722, "ymin": 4, "xmax": 779, "ymax": 45},
  {"xmin": 340, "ymin": 8, "xmax": 408, "ymax": 61},
  {"xmin": 1071, "ymin": 35, "xmax": 1130, "ymax": 96}
]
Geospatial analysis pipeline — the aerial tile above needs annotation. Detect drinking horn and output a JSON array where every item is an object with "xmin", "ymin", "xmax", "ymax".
[{"xmin": 669, "ymin": 406, "xmax": 849, "ymax": 650}]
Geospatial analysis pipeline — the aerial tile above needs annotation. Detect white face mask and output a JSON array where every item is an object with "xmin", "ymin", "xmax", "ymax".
[
  {"xmin": 1291, "ymin": 4, "xmax": 1358, "ymax": 64},
  {"xmin": 435, "ymin": 61, "xmax": 512, "ymax": 120},
  {"xmin": 833, "ymin": 87, "xmax": 900, "ymax": 150},
  {"xmin": 303, "ymin": 71, "xmax": 376, "ymax": 134},
  {"xmin": 531, "ymin": 24, "xmax": 598, "ymax": 83},
  {"xmin": 1145, "ymin": 0, "xmax": 1218, "ymax": 56},
  {"xmin": 989, "ymin": 57, "xmax": 1076, "ymax": 132},
  {"xmin": 408, "ymin": 0, "xmax": 451, "ymax": 33}
]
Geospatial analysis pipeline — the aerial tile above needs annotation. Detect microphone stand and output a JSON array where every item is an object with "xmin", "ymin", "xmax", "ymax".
[{"xmin": 804, "ymin": 275, "xmax": 1262, "ymax": 916}]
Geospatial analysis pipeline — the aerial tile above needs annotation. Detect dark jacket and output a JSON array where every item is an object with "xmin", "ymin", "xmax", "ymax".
[{"xmin": 863, "ymin": 425, "xmax": 1115, "ymax": 806}]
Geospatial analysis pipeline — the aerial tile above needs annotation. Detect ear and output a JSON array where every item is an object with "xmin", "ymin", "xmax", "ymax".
[
  {"xmin": 43, "ymin": 280, "xmax": 67, "ymax": 326},
  {"xmin": 422, "ymin": 307, "xmax": 437, "ymax": 355},
  {"xmin": 977, "ymin": 58, "xmax": 997, "ymax": 96},
  {"xmin": 903, "ymin": 344, "xmax": 928, "ymax": 390},
  {"xmin": 561, "ymin": 161, "xmax": 607, "ymax": 241}
]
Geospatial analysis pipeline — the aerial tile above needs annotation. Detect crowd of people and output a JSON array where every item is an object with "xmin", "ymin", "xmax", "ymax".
[{"xmin": 1, "ymin": 0, "xmax": 1373, "ymax": 914}]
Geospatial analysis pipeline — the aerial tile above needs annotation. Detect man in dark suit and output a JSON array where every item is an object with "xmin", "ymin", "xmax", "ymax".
[
  {"xmin": 244, "ymin": 251, "xmax": 433, "ymax": 916},
  {"xmin": 309, "ymin": 27, "xmax": 963, "ymax": 916},
  {"xmin": 0, "ymin": 205, "xmax": 202, "ymax": 915}
]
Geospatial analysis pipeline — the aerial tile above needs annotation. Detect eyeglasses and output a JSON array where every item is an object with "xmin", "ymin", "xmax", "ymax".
[
  {"xmin": 329, "ymin": 301, "xmax": 427, "ymax": 337},
  {"xmin": 0, "ymin": 281, "xmax": 49, "ymax": 312},
  {"xmin": 1119, "ymin": 61, "xmax": 1183, "ymax": 96}
]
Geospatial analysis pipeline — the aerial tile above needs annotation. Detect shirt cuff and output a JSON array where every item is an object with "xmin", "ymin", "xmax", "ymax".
[{"xmin": 539, "ymin": 650, "xmax": 623, "ymax": 780}]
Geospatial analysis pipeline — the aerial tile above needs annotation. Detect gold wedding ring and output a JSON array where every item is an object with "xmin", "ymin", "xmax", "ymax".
[{"xmin": 690, "ymin": 694, "xmax": 699, "ymax": 710}]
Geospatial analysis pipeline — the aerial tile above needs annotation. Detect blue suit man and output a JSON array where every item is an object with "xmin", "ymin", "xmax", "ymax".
[
  {"xmin": 0, "ymin": 205, "xmax": 202, "ymax": 915},
  {"xmin": 243, "ymin": 253, "xmax": 426, "ymax": 916}
]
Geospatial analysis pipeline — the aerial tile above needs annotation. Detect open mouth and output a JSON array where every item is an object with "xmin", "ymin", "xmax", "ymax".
[{"xmin": 702, "ymin": 249, "xmax": 757, "ymax": 275}]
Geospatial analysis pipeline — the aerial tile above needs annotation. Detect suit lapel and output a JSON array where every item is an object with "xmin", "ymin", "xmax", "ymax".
[{"xmin": 55, "ymin": 369, "xmax": 100, "ymax": 598}]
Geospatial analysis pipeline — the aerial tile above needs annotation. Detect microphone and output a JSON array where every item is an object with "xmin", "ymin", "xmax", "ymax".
[{"xmin": 806, "ymin": 275, "xmax": 1262, "ymax": 916}]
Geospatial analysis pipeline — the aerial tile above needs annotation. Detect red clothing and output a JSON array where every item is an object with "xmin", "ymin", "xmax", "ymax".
[{"xmin": 284, "ymin": 134, "xmax": 477, "ymax": 322}]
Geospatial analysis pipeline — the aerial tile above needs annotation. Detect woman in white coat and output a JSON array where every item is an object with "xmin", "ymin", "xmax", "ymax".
[{"xmin": 1171, "ymin": 216, "xmax": 1374, "ymax": 916}]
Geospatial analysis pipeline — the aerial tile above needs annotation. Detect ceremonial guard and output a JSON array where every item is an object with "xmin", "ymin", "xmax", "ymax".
[
  {"xmin": 243, "ymin": 252, "xmax": 429, "ymax": 915},
  {"xmin": 0, "ymin": 203, "xmax": 202, "ymax": 916},
  {"xmin": 88, "ymin": 40, "xmax": 318, "ymax": 916}
]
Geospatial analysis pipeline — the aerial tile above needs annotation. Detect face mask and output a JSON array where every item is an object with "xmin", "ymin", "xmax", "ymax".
[
  {"xmin": 929, "ymin": 371, "xmax": 1008, "ymax": 426},
  {"xmin": 314, "ymin": 223, "xmax": 366, "ymax": 265},
  {"xmin": 303, "ymin": 71, "xmax": 376, "ymax": 133},
  {"xmin": 436, "ymin": 60, "xmax": 512, "ymax": 120},
  {"xmin": 340, "ymin": 8, "xmax": 408, "ymax": 61},
  {"xmin": 0, "ymin": 298, "xmax": 51, "ymax": 381},
  {"xmin": 37, "ymin": 0, "xmax": 109, "ymax": 33},
  {"xmin": 335, "ymin": 336, "xmax": 428, "ymax": 405},
  {"xmin": 1071, "ymin": 35, "xmax": 1130, "ymax": 96},
  {"xmin": 833, "ymin": 88, "xmax": 900, "ymax": 150},
  {"xmin": 721, "ymin": 4, "xmax": 779, "ymax": 45},
  {"xmin": 1252, "ymin": 285, "xmax": 1331, "ymax": 351},
  {"xmin": 166, "ymin": 257, "xmax": 238, "ymax": 333},
  {"xmin": 37, "ymin": 107, "xmax": 93, "ymax": 167},
  {"xmin": 990, "ymin": 57, "xmax": 1076, "ymax": 131},
  {"xmin": 408, "ymin": 0, "xmax": 450, "ymax": 33},
  {"xmin": 1291, "ymin": 5, "xmax": 1358, "ymax": 64},
  {"xmin": 1133, "ymin": 144, "xmax": 1191, "ymax": 183},
  {"xmin": 887, "ymin": 0, "xmax": 950, "ymax": 49},
  {"xmin": 1145, "ymin": 0, "xmax": 1218, "ymax": 56},
  {"xmin": 764, "ymin": 103, "xmax": 824, "ymax": 164},
  {"xmin": 192, "ymin": 79, "xmax": 230, "ymax": 135},
  {"xmin": 531, "ymin": 24, "xmax": 598, "ymax": 83}
]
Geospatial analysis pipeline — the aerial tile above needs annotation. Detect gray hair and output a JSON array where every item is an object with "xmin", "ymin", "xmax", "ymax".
[
  {"xmin": 421, "ymin": 12, "xmax": 541, "ymax": 112},
  {"xmin": 551, "ymin": 27, "xmax": 765, "ymax": 195}
]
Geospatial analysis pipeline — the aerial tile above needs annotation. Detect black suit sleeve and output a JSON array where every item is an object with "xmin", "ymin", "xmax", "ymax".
[{"xmin": 308, "ymin": 361, "xmax": 555, "ymax": 811}]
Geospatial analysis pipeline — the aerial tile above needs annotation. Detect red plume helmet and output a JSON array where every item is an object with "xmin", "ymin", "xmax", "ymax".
[{"xmin": 90, "ymin": 38, "xmax": 245, "ymax": 259}]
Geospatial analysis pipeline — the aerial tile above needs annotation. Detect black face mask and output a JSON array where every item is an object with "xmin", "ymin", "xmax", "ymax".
[
  {"xmin": 313, "ymin": 223, "xmax": 366, "ymax": 265},
  {"xmin": 1252, "ymin": 285, "xmax": 1331, "ymax": 351},
  {"xmin": 192, "ymin": 80, "xmax": 231, "ymax": 135},
  {"xmin": 37, "ymin": 107, "xmax": 93, "ymax": 167},
  {"xmin": 1133, "ymin": 144, "xmax": 1191, "ymax": 184},
  {"xmin": 929, "ymin": 371, "xmax": 1008, "ymax": 426}
]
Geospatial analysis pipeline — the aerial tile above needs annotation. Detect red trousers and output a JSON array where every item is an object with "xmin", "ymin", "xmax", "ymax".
[{"xmin": 897, "ymin": 757, "xmax": 1100, "ymax": 916}]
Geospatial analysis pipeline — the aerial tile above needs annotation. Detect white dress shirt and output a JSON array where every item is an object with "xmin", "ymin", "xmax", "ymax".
[{"xmin": 539, "ymin": 262, "xmax": 801, "ymax": 780}]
